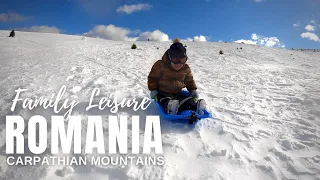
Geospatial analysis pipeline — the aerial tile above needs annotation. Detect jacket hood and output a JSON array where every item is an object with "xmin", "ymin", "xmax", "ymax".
[
  {"xmin": 161, "ymin": 50, "xmax": 178, "ymax": 71},
  {"xmin": 161, "ymin": 50, "xmax": 170, "ymax": 65},
  {"xmin": 161, "ymin": 50, "xmax": 188, "ymax": 71}
]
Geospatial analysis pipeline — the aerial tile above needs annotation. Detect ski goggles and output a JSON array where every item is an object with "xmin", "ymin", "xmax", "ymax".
[{"xmin": 171, "ymin": 57, "xmax": 187, "ymax": 64}]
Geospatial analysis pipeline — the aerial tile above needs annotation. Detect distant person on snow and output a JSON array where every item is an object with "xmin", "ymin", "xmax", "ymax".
[
  {"xmin": 9, "ymin": 30, "xmax": 15, "ymax": 37},
  {"xmin": 147, "ymin": 38, "xmax": 206, "ymax": 115}
]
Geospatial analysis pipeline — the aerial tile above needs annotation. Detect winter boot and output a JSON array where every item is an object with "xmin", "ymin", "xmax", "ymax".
[
  {"xmin": 196, "ymin": 99, "xmax": 206, "ymax": 115},
  {"xmin": 167, "ymin": 100, "xmax": 179, "ymax": 115}
]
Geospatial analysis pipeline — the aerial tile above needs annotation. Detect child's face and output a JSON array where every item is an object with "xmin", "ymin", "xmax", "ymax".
[
  {"xmin": 171, "ymin": 62, "xmax": 184, "ymax": 70},
  {"xmin": 170, "ymin": 57, "xmax": 187, "ymax": 70}
]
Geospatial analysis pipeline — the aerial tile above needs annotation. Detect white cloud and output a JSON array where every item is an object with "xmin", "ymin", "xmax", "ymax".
[
  {"xmin": 293, "ymin": 21, "xmax": 300, "ymax": 28},
  {"xmin": 0, "ymin": 12, "xmax": 28, "ymax": 22},
  {"xmin": 182, "ymin": 35, "xmax": 207, "ymax": 42},
  {"xmin": 310, "ymin": 20, "xmax": 320, "ymax": 28},
  {"xmin": 131, "ymin": 29, "xmax": 141, "ymax": 35},
  {"xmin": 264, "ymin": 37, "xmax": 280, "ymax": 47},
  {"xmin": 254, "ymin": 0, "xmax": 264, "ymax": 2},
  {"xmin": 16, "ymin": 26, "xmax": 61, "ymax": 34},
  {"xmin": 305, "ymin": 25, "xmax": 315, "ymax": 31},
  {"xmin": 84, "ymin": 24, "xmax": 169, "ymax": 41},
  {"xmin": 184, "ymin": 38, "xmax": 193, "ymax": 42},
  {"xmin": 137, "ymin": 30, "xmax": 169, "ymax": 41},
  {"xmin": 234, "ymin": 39, "xmax": 257, "ymax": 45},
  {"xmin": 83, "ymin": 24, "xmax": 137, "ymax": 41},
  {"xmin": 235, "ymin": 33, "xmax": 285, "ymax": 48},
  {"xmin": 301, "ymin": 32, "xmax": 319, "ymax": 42},
  {"xmin": 117, "ymin": 3, "xmax": 152, "ymax": 14},
  {"xmin": 84, "ymin": 24, "xmax": 205, "ymax": 42},
  {"xmin": 194, "ymin": 35, "xmax": 207, "ymax": 42},
  {"xmin": 251, "ymin": 33, "xmax": 258, "ymax": 40}
]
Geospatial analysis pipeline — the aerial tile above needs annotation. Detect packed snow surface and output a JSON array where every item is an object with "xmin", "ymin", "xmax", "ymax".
[{"xmin": 0, "ymin": 30, "xmax": 319, "ymax": 180}]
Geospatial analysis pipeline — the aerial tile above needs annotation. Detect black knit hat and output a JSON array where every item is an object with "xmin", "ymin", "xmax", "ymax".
[{"xmin": 169, "ymin": 43, "xmax": 187, "ymax": 58}]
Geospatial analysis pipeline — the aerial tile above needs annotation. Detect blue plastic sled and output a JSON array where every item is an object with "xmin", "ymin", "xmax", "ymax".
[{"xmin": 154, "ymin": 90, "xmax": 212, "ymax": 124}]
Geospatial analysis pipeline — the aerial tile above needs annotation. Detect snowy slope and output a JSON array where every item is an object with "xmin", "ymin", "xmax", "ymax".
[{"xmin": 0, "ymin": 30, "xmax": 319, "ymax": 180}]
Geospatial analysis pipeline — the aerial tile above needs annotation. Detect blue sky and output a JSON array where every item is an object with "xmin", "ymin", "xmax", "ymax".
[{"xmin": 0, "ymin": 0, "xmax": 320, "ymax": 48}]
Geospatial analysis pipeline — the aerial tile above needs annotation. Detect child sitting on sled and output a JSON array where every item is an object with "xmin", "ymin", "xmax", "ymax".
[{"xmin": 147, "ymin": 38, "xmax": 206, "ymax": 115}]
